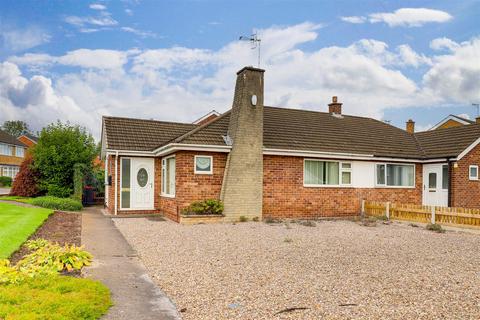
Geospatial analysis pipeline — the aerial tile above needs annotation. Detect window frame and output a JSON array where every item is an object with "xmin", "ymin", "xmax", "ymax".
[
  {"xmin": 0, "ymin": 143, "xmax": 13, "ymax": 156},
  {"xmin": 15, "ymin": 146, "xmax": 24, "ymax": 158},
  {"xmin": 441, "ymin": 164, "xmax": 449, "ymax": 190},
  {"xmin": 194, "ymin": 155, "xmax": 213, "ymax": 175},
  {"xmin": 375, "ymin": 163, "xmax": 415, "ymax": 188},
  {"xmin": 469, "ymin": 165, "xmax": 478, "ymax": 181},
  {"xmin": 161, "ymin": 155, "xmax": 176, "ymax": 198},
  {"xmin": 119, "ymin": 157, "xmax": 132, "ymax": 210},
  {"xmin": 303, "ymin": 159, "xmax": 352, "ymax": 188}
]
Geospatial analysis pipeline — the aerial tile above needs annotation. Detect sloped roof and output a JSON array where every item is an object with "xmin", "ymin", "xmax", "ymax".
[
  {"xmin": 416, "ymin": 124, "xmax": 480, "ymax": 158},
  {"xmin": 103, "ymin": 116, "xmax": 196, "ymax": 151},
  {"xmin": 0, "ymin": 129, "xmax": 27, "ymax": 147},
  {"xmin": 103, "ymin": 107, "xmax": 480, "ymax": 160},
  {"xmin": 176, "ymin": 107, "xmax": 421, "ymax": 158},
  {"xmin": 23, "ymin": 133, "xmax": 39, "ymax": 143}
]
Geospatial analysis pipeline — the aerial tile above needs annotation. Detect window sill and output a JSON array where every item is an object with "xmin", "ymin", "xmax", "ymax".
[
  {"xmin": 194, "ymin": 171, "xmax": 213, "ymax": 175},
  {"xmin": 303, "ymin": 184, "xmax": 352, "ymax": 188},
  {"xmin": 374, "ymin": 185, "xmax": 416, "ymax": 189},
  {"xmin": 161, "ymin": 193, "xmax": 175, "ymax": 198}
]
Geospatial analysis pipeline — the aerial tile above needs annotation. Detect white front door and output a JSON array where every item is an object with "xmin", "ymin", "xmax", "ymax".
[
  {"xmin": 131, "ymin": 158, "xmax": 154, "ymax": 210},
  {"xmin": 422, "ymin": 163, "xmax": 448, "ymax": 206}
]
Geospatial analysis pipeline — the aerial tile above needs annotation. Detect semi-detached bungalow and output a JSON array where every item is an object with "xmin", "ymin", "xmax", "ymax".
[{"xmin": 101, "ymin": 66, "xmax": 480, "ymax": 222}]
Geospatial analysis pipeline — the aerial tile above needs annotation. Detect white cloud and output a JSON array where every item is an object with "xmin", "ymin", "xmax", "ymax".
[
  {"xmin": 125, "ymin": 9, "xmax": 133, "ymax": 16},
  {"xmin": 430, "ymin": 37, "xmax": 459, "ymax": 51},
  {"xmin": 369, "ymin": 8, "xmax": 452, "ymax": 27},
  {"xmin": 121, "ymin": 27, "xmax": 157, "ymax": 38},
  {"xmin": 2, "ymin": 23, "xmax": 479, "ymax": 139},
  {"xmin": 341, "ymin": 16, "xmax": 366, "ymax": 24},
  {"xmin": 456, "ymin": 113, "xmax": 471, "ymax": 120},
  {"xmin": 342, "ymin": 8, "xmax": 452, "ymax": 27},
  {"xmin": 396, "ymin": 44, "xmax": 432, "ymax": 67},
  {"xmin": 64, "ymin": 11, "xmax": 118, "ymax": 27},
  {"xmin": 0, "ymin": 26, "xmax": 50, "ymax": 52},
  {"xmin": 423, "ymin": 37, "xmax": 480, "ymax": 103},
  {"xmin": 0, "ymin": 62, "xmax": 91, "ymax": 132},
  {"xmin": 9, "ymin": 49, "xmax": 130, "ymax": 70},
  {"xmin": 89, "ymin": 3, "xmax": 106, "ymax": 10}
]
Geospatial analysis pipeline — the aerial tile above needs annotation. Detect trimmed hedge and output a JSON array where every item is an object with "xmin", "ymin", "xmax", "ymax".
[
  {"xmin": 30, "ymin": 196, "xmax": 83, "ymax": 211},
  {"xmin": 182, "ymin": 199, "xmax": 224, "ymax": 215},
  {"xmin": 0, "ymin": 176, "xmax": 12, "ymax": 187}
]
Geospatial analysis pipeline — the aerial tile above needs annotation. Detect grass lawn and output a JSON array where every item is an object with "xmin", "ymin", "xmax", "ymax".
[
  {"xmin": 0, "ymin": 202, "xmax": 53, "ymax": 259},
  {"xmin": 0, "ymin": 275, "xmax": 111, "ymax": 320}
]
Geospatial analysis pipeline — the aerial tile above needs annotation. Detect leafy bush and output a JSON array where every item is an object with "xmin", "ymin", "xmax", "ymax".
[
  {"xmin": 33, "ymin": 121, "xmax": 96, "ymax": 197},
  {"xmin": 426, "ymin": 223, "xmax": 445, "ymax": 233},
  {"xmin": 0, "ymin": 176, "xmax": 12, "ymax": 187},
  {"xmin": 0, "ymin": 239, "xmax": 92, "ymax": 285},
  {"xmin": 30, "ymin": 196, "xmax": 82, "ymax": 211},
  {"xmin": 10, "ymin": 155, "xmax": 40, "ymax": 197},
  {"xmin": 18, "ymin": 241, "xmax": 92, "ymax": 274},
  {"xmin": 47, "ymin": 184, "xmax": 72, "ymax": 198},
  {"xmin": 182, "ymin": 199, "xmax": 224, "ymax": 215},
  {"xmin": 299, "ymin": 220, "xmax": 317, "ymax": 227},
  {"xmin": 239, "ymin": 216, "xmax": 248, "ymax": 222}
]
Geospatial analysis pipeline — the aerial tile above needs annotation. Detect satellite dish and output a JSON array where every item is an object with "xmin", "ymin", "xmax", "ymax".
[{"xmin": 251, "ymin": 94, "xmax": 257, "ymax": 106}]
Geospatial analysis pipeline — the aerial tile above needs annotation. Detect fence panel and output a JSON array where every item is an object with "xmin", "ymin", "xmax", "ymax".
[{"xmin": 364, "ymin": 201, "xmax": 480, "ymax": 229}]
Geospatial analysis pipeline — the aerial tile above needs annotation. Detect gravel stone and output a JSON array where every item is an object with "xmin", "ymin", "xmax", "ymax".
[{"xmin": 114, "ymin": 219, "xmax": 480, "ymax": 319}]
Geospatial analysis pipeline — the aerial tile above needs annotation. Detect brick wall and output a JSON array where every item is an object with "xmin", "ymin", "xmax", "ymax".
[
  {"xmin": 263, "ymin": 155, "xmax": 422, "ymax": 219},
  {"xmin": 451, "ymin": 143, "xmax": 480, "ymax": 208},
  {"xmin": 175, "ymin": 151, "xmax": 227, "ymax": 211}
]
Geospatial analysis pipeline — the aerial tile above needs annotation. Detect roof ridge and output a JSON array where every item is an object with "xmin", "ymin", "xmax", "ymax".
[
  {"xmin": 102, "ymin": 115, "xmax": 195, "ymax": 126},
  {"xmin": 173, "ymin": 110, "xmax": 232, "ymax": 145}
]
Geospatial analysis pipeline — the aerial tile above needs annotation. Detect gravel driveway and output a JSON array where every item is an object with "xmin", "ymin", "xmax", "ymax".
[{"xmin": 114, "ymin": 219, "xmax": 480, "ymax": 319}]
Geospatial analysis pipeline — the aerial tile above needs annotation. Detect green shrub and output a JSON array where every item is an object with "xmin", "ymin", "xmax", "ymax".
[
  {"xmin": 0, "ymin": 275, "xmax": 111, "ymax": 319},
  {"xmin": 426, "ymin": 223, "xmax": 445, "ymax": 233},
  {"xmin": 46, "ymin": 184, "xmax": 72, "ymax": 198},
  {"xmin": 182, "ymin": 199, "xmax": 224, "ymax": 215},
  {"xmin": 18, "ymin": 242, "xmax": 92, "ymax": 274},
  {"xmin": 239, "ymin": 216, "xmax": 248, "ymax": 222},
  {"xmin": 0, "ymin": 176, "xmax": 12, "ymax": 187},
  {"xmin": 30, "ymin": 196, "xmax": 82, "ymax": 211}
]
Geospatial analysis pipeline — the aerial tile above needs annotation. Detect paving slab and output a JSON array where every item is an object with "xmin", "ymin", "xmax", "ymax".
[{"xmin": 81, "ymin": 206, "xmax": 181, "ymax": 320}]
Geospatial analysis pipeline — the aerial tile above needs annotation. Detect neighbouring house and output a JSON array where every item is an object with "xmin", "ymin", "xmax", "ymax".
[
  {"xmin": 430, "ymin": 114, "xmax": 477, "ymax": 130},
  {"xmin": 101, "ymin": 66, "xmax": 480, "ymax": 221},
  {"xmin": 0, "ymin": 129, "xmax": 27, "ymax": 180},
  {"xmin": 17, "ymin": 133, "xmax": 39, "ymax": 148}
]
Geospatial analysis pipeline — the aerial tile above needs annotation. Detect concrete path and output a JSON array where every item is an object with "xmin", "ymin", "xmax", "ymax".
[
  {"xmin": 81, "ymin": 206, "xmax": 181, "ymax": 320},
  {"xmin": 0, "ymin": 187, "xmax": 11, "ymax": 195}
]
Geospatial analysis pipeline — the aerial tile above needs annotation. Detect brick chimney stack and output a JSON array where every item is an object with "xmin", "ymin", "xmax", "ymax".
[
  {"xmin": 406, "ymin": 119, "xmax": 415, "ymax": 133},
  {"xmin": 221, "ymin": 66, "xmax": 264, "ymax": 221},
  {"xmin": 476, "ymin": 117, "xmax": 480, "ymax": 124},
  {"xmin": 328, "ymin": 96, "xmax": 342, "ymax": 114}
]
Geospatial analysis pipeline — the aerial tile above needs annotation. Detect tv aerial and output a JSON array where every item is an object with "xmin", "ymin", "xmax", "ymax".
[{"xmin": 239, "ymin": 32, "xmax": 261, "ymax": 67}]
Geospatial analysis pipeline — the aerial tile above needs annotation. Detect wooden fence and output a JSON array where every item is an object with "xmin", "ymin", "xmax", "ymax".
[{"xmin": 363, "ymin": 200, "xmax": 480, "ymax": 228}]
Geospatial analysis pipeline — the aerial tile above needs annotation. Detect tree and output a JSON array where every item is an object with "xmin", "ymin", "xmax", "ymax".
[
  {"xmin": 10, "ymin": 155, "xmax": 40, "ymax": 197},
  {"xmin": 32, "ymin": 121, "xmax": 97, "ymax": 198},
  {"xmin": 2, "ymin": 120, "xmax": 30, "ymax": 137}
]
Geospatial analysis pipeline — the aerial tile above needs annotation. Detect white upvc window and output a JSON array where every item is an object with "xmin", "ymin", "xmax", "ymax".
[
  {"xmin": 16, "ymin": 146, "xmax": 24, "ymax": 158},
  {"xmin": 304, "ymin": 159, "xmax": 352, "ymax": 187},
  {"xmin": 0, "ymin": 165, "xmax": 19, "ymax": 180},
  {"xmin": 194, "ymin": 155, "xmax": 213, "ymax": 174},
  {"xmin": 469, "ymin": 165, "xmax": 478, "ymax": 180},
  {"xmin": 161, "ymin": 156, "xmax": 176, "ymax": 197},
  {"xmin": 375, "ymin": 163, "xmax": 415, "ymax": 187},
  {"xmin": 0, "ymin": 143, "xmax": 12, "ymax": 156}
]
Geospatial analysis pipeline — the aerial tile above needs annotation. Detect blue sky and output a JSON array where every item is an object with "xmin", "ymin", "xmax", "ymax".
[{"xmin": 1, "ymin": 0, "xmax": 479, "ymax": 137}]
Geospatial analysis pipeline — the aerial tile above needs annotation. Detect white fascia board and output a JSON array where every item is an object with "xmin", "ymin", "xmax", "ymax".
[
  {"xmin": 154, "ymin": 143, "xmax": 231, "ymax": 157},
  {"xmin": 457, "ymin": 137, "xmax": 480, "ymax": 161},
  {"xmin": 429, "ymin": 115, "xmax": 471, "ymax": 130},
  {"xmin": 105, "ymin": 149, "xmax": 154, "ymax": 157},
  {"xmin": 263, "ymin": 148, "xmax": 449, "ymax": 163}
]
